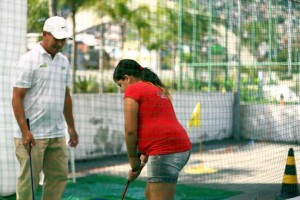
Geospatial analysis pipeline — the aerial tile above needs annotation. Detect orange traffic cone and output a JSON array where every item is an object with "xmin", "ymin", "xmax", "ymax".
[{"xmin": 277, "ymin": 148, "xmax": 299, "ymax": 199}]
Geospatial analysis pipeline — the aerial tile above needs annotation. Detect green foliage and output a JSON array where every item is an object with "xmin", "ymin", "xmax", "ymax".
[
  {"xmin": 143, "ymin": 0, "xmax": 209, "ymax": 67},
  {"xmin": 27, "ymin": 0, "xmax": 48, "ymax": 32},
  {"xmin": 210, "ymin": 44, "xmax": 225, "ymax": 55},
  {"xmin": 241, "ymin": 88, "xmax": 259, "ymax": 102},
  {"xmin": 242, "ymin": 20, "xmax": 272, "ymax": 50},
  {"xmin": 162, "ymin": 79, "xmax": 177, "ymax": 93},
  {"xmin": 26, "ymin": 0, "xmax": 298, "ymax": 104},
  {"xmin": 103, "ymin": 82, "xmax": 119, "ymax": 93},
  {"xmin": 75, "ymin": 76, "xmax": 99, "ymax": 93},
  {"xmin": 92, "ymin": 0, "xmax": 151, "ymax": 53},
  {"xmin": 163, "ymin": 77, "xmax": 231, "ymax": 93},
  {"xmin": 74, "ymin": 78, "xmax": 120, "ymax": 93},
  {"xmin": 58, "ymin": 0, "xmax": 95, "ymax": 12},
  {"xmin": 27, "ymin": 0, "xmax": 209, "ymax": 71},
  {"xmin": 240, "ymin": 76, "xmax": 260, "ymax": 102}
]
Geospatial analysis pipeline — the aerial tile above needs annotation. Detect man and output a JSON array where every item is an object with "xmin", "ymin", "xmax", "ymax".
[{"xmin": 12, "ymin": 16, "xmax": 78, "ymax": 200}]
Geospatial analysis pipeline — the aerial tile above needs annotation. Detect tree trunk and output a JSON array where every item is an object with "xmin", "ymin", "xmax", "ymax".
[
  {"xmin": 98, "ymin": 21, "xmax": 105, "ymax": 93},
  {"xmin": 137, "ymin": 36, "xmax": 141, "ymax": 62},
  {"xmin": 71, "ymin": 5, "xmax": 77, "ymax": 93},
  {"xmin": 120, "ymin": 22, "xmax": 126, "ymax": 58},
  {"xmin": 48, "ymin": 0, "xmax": 57, "ymax": 16}
]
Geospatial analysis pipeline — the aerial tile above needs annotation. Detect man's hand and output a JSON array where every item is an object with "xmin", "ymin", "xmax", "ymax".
[
  {"xmin": 22, "ymin": 131, "xmax": 36, "ymax": 154},
  {"xmin": 68, "ymin": 127, "xmax": 78, "ymax": 148}
]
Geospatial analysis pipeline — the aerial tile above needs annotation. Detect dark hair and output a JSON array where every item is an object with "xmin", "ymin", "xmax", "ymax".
[{"xmin": 113, "ymin": 59, "xmax": 170, "ymax": 97}]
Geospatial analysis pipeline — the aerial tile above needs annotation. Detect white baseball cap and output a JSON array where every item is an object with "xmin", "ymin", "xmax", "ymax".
[{"xmin": 43, "ymin": 16, "xmax": 72, "ymax": 40}]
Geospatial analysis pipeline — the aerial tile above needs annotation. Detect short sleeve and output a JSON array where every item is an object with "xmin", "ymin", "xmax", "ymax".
[
  {"xmin": 12, "ymin": 56, "xmax": 33, "ymax": 88},
  {"xmin": 124, "ymin": 84, "xmax": 140, "ymax": 103},
  {"xmin": 66, "ymin": 61, "xmax": 72, "ymax": 87}
]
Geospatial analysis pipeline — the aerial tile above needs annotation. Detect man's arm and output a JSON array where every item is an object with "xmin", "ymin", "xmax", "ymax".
[
  {"xmin": 12, "ymin": 87, "xmax": 36, "ymax": 149},
  {"xmin": 63, "ymin": 87, "xmax": 78, "ymax": 148}
]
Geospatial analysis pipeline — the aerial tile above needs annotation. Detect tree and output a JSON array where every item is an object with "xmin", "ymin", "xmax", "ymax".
[
  {"xmin": 27, "ymin": 0, "xmax": 48, "ymax": 32},
  {"xmin": 94, "ymin": 0, "xmax": 150, "ymax": 58},
  {"xmin": 48, "ymin": 0, "xmax": 57, "ymax": 16},
  {"xmin": 57, "ymin": 0, "xmax": 96, "ymax": 92},
  {"xmin": 144, "ymin": 0, "xmax": 208, "ymax": 70},
  {"xmin": 242, "ymin": 20, "xmax": 277, "ymax": 58},
  {"xmin": 129, "ymin": 5, "xmax": 150, "ymax": 60}
]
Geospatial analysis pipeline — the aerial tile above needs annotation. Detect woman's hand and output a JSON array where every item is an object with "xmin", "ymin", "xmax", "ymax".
[
  {"xmin": 128, "ymin": 161, "xmax": 146, "ymax": 182},
  {"xmin": 128, "ymin": 168, "xmax": 142, "ymax": 182}
]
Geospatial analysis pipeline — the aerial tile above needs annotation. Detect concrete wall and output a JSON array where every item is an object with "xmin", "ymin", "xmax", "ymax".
[
  {"xmin": 71, "ymin": 92, "xmax": 300, "ymax": 161},
  {"xmin": 241, "ymin": 104, "xmax": 300, "ymax": 142},
  {"xmin": 72, "ymin": 92, "xmax": 234, "ymax": 160}
]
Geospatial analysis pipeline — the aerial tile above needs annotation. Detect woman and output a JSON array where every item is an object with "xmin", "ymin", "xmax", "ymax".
[{"xmin": 113, "ymin": 59, "xmax": 191, "ymax": 200}]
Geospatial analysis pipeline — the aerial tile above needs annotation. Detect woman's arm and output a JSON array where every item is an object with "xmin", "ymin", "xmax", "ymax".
[{"xmin": 124, "ymin": 97, "xmax": 140, "ymax": 170}]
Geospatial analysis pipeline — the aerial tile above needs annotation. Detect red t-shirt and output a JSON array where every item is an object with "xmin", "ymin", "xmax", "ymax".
[{"xmin": 124, "ymin": 81, "xmax": 191, "ymax": 156}]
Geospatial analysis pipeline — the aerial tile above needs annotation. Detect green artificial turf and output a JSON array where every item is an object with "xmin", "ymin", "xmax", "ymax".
[{"xmin": 3, "ymin": 174, "xmax": 241, "ymax": 200}]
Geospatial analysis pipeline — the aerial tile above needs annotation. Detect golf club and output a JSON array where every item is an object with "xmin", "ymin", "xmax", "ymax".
[
  {"xmin": 121, "ymin": 153, "xmax": 143, "ymax": 200},
  {"xmin": 26, "ymin": 118, "xmax": 35, "ymax": 200},
  {"xmin": 121, "ymin": 179, "xmax": 130, "ymax": 200}
]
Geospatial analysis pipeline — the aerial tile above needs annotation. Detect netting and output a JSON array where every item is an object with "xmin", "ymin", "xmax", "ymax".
[
  {"xmin": 1, "ymin": 0, "xmax": 300, "ymax": 199},
  {"xmin": 0, "ymin": 0, "xmax": 27, "ymax": 197}
]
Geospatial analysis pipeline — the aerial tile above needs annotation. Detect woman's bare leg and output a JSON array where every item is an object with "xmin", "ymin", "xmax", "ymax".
[{"xmin": 145, "ymin": 182, "xmax": 176, "ymax": 200}]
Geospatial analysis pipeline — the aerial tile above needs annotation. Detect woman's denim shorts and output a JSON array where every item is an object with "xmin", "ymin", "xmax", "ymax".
[{"xmin": 147, "ymin": 150, "xmax": 191, "ymax": 183}]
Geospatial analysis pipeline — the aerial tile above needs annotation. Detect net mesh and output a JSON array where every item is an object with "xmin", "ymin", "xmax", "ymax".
[
  {"xmin": 1, "ymin": 0, "xmax": 300, "ymax": 199},
  {"xmin": 0, "ymin": 0, "xmax": 27, "ymax": 197}
]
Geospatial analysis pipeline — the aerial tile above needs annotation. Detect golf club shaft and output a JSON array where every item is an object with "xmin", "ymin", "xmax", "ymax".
[
  {"xmin": 121, "ymin": 153, "xmax": 142, "ymax": 199},
  {"xmin": 26, "ymin": 118, "xmax": 35, "ymax": 200},
  {"xmin": 121, "ymin": 180, "xmax": 130, "ymax": 200}
]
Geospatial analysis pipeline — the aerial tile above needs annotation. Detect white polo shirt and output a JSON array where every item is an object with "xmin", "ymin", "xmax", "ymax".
[{"xmin": 13, "ymin": 43, "xmax": 72, "ymax": 139}]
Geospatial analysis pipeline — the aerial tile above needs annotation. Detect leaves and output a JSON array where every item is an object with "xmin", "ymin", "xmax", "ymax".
[
  {"xmin": 75, "ymin": 75, "xmax": 99, "ymax": 93},
  {"xmin": 27, "ymin": 0, "xmax": 49, "ymax": 32}
]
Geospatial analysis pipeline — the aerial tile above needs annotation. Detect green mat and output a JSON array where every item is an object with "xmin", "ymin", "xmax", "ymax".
[{"xmin": 3, "ymin": 174, "xmax": 241, "ymax": 200}]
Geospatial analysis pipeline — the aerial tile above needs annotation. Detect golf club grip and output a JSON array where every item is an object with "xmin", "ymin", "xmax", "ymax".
[
  {"xmin": 26, "ymin": 118, "xmax": 32, "ymax": 153},
  {"xmin": 26, "ymin": 118, "xmax": 30, "ymax": 130}
]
